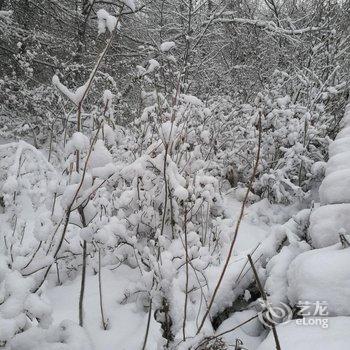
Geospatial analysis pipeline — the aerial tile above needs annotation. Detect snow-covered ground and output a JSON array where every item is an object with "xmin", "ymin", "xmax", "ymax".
[
  {"xmin": 46, "ymin": 266, "xmax": 161, "ymax": 350},
  {"xmin": 30, "ymin": 194, "xmax": 296, "ymax": 350}
]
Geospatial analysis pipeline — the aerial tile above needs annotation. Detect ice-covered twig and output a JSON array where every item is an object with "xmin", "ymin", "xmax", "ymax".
[{"xmin": 52, "ymin": 75, "xmax": 89, "ymax": 105}]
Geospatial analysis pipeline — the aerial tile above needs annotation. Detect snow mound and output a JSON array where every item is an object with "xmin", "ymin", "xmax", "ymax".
[
  {"xmin": 329, "ymin": 137, "xmax": 350, "ymax": 157},
  {"xmin": 309, "ymin": 102, "xmax": 350, "ymax": 247},
  {"xmin": 335, "ymin": 126, "xmax": 350, "ymax": 140},
  {"xmin": 309, "ymin": 204, "xmax": 350, "ymax": 248},
  {"xmin": 319, "ymin": 169, "xmax": 350, "ymax": 204},
  {"xmin": 265, "ymin": 242, "xmax": 310, "ymax": 305},
  {"xmin": 160, "ymin": 41, "xmax": 175, "ymax": 52},
  {"xmin": 325, "ymin": 151, "xmax": 350, "ymax": 175},
  {"xmin": 341, "ymin": 102, "xmax": 350, "ymax": 126},
  {"xmin": 287, "ymin": 247, "xmax": 350, "ymax": 316},
  {"xmin": 10, "ymin": 320, "xmax": 93, "ymax": 350},
  {"xmin": 216, "ymin": 310, "xmax": 263, "ymax": 349}
]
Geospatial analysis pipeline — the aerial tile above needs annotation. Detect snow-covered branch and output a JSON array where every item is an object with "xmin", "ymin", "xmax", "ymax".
[{"xmin": 205, "ymin": 13, "xmax": 330, "ymax": 36}]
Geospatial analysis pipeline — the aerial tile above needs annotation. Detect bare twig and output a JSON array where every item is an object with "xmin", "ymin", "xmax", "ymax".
[
  {"xmin": 182, "ymin": 205, "xmax": 189, "ymax": 341},
  {"xmin": 141, "ymin": 299, "xmax": 153, "ymax": 350},
  {"xmin": 98, "ymin": 247, "xmax": 108, "ymax": 330},
  {"xmin": 247, "ymin": 254, "xmax": 281, "ymax": 350}
]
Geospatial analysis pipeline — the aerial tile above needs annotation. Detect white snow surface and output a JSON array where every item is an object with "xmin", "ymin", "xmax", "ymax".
[
  {"xmin": 216, "ymin": 309, "xmax": 264, "ymax": 349},
  {"xmin": 287, "ymin": 246, "xmax": 350, "ymax": 316},
  {"xmin": 335, "ymin": 125, "xmax": 350, "ymax": 140},
  {"xmin": 257, "ymin": 317, "xmax": 350, "ymax": 350},
  {"xmin": 45, "ymin": 266, "xmax": 161, "ymax": 350},
  {"xmin": 265, "ymin": 242, "xmax": 310, "ymax": 305},
  {"xmin": 325, "ymin": 151, "xmax": 350, "ymax": 175},
  {"xmin": 309, "ymin": 203, "xmax": 350, "ymax": 248},
  {"xmin": 96, "ymin": 9, "xmax": 117, "ymax": 35},
  {"xmin": 319, "ymin": 169, "xmax": 350, "ymax": 204},
  {"xmin": 160, "ymin": 41, "xmax": 175, "ymax": 52},
  {"xmin": 328, "ymin": 137, "xmax": 350, "ymax": 157}
]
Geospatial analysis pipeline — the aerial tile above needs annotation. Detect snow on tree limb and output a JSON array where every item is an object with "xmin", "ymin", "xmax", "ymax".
[{"xmin": 205, "ymin": 14, "xmax": 330, "ymax": 36}]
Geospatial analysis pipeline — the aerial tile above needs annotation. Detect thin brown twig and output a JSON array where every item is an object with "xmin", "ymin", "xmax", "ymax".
[
  {"xmin": 182, "ymin": 205, "xmax": 189, "ymax": 341},
  {"xmin": 141, "ymin": 299, "xmax": 153, "ymax": 350},
  {"xmin": 98, "ymin": 247, "xmax": 108, "ymax": 330},
  {"xmin": 247, "ymin": 254, "xmax": 281, "ymax": 350}
]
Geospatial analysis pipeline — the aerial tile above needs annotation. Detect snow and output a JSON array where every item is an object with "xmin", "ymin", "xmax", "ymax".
[
  {"xmin": 309, "ymin": 204, "xmax": 350, "ymax": 248},
  {"xmin": 325, "ymin": 151, "xmax": 350, "ymax": 175},
  {"xmin": 276, "ymin": 95, "xmax": 291, "ymax": 108},
  {"xmin": 147, "ymin": 59, "xmax": 159, "ymax": 73},
  {"xmin": 52, "ymin": 75, "xmax": 88, "ymax": 105},
  {"xmin": 287, "ymin": 246, "xmax": 350, "ymax": 316},
  {"xmin": 97, "ymin": 9, "xmax": 117, "ymax": 35},
  {"xmin": 2, "ymin": 4, "xmax": 350, "ymax": 349},
  {"xmin": 102, "ymin": 89, "xmax": 113, "ymax": 109},
  {"xmin": 329, "ymin": 137, "xmax": 350, "ymax": 157},
  {"xmin": 216, "ymin": 309, "xmax": 264, "ymax": 349},
  {"xmin": 308, "ymin": 106, "xmax": 350, "ymax": 248},
  {"xmin": 265, "ymin": 242, "xmax": 310, "ymax": 305},
  {"xmin": 45, "ymin": 265, "xmax": 161, "ymax": 350},
  {"xmin": 0, "ymin": 10, "xmax": 12, "ymax": 18},
  {"xmin": 10, "ymin": 320, "xmax": 94, "ymax": 350},
  {"xmin": 122, "ymin": 0, "xmax": 136, "ymax": 12},
  {"xmin": 89, "ymin": 140, "xmax": 113, "ymax": 168},
  {"xmin": 319, "ymin": 169, "xmax": 350, "ymax": 204},
  {"xmin": 335, "ymin": 126, "xmax": 350, "ymax": 140},
  {"xmin": 200, "ymin": 130, "xmax": 210, "ymax": 144},
  {"xmin": 219, "ymin": 204, "xmax": 268, "ymax": 253},
  {"xmin": 341, "ymin": 102, "xmax": 350, "ymax": 126},
  {"xmin": 182, "ymin": 94, "xmax": 204, "ymax": 106},
  {"xmin": 257, "ymin": 317, "xmax": 350, "ymax": 350},
  {"xmin": 0, "ymin": 271, "xmax": 53, "ymax": 344},
  {"xmin": 65, "ymin": 132, "xmax": 90, "ymax": 153},
  {"xmin": 160, "ymin": 41, "xmax": 175, "ymax": 52}
]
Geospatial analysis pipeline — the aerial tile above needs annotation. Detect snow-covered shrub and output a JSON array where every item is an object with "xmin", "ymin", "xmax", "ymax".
[{"xmin": 103, "ymin": 59, "xmax": 229, "ymax": 342}]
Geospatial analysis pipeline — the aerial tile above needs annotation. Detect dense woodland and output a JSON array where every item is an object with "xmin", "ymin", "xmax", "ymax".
[{"xmin": 0, "ymin": 0, "xmax": 350, "ymax": 349}]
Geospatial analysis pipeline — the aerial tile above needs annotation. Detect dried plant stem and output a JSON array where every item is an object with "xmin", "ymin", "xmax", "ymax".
[
  {"xmin": 55, "ymin": 260, "xmax": 61, "ymax": 285},
  {"xmin": 78, "ymin": 205, "xmax": 88, "ymax": 327},
  {"xmin": 247, "ymin": 254, "xmax": 281, "ymax": 350},
  {"xmin": 141, "ymin": 299, "xmax": 153, "ymax": 350},
  {"xmin": 79, "ymin": 240, "xmax": 87, "ymax": 327},
  {"xmin": 98, "ymin": 247, "xmax": 108, "ymax": 330},
  {"xmin": 182, "ymin": 206, "xmax": 189, "ymax": 341}
]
